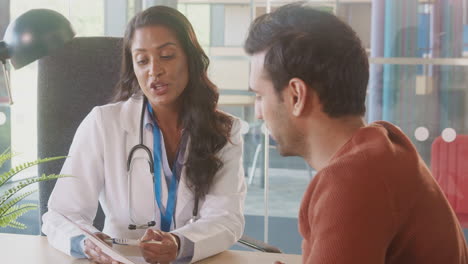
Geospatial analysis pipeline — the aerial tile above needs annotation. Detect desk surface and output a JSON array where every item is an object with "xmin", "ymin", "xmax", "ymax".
[{"xmin": 0, "ymin": 233, "xmax": 302, "ymax": 264}]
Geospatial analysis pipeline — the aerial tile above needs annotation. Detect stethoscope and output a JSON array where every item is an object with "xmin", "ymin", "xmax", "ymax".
[{"xmin": 126, "ymin": 97, "xmax": 199, "ymax": 230}]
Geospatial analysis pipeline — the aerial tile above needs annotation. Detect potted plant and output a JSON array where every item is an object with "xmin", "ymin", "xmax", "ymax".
[{"xmin": 0, "ymin": 149, "xmax": 68, "ymax": 229}]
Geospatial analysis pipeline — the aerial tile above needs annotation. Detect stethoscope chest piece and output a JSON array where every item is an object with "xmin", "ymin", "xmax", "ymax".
[{"xmin": 128, "ymin": 221, "xmax": 156, "ymax": 230}]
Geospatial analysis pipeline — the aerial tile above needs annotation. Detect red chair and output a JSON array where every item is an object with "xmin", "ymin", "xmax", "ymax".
[{"xmin": 431, "ymin": 135, "xmax": 468, "ymax": 227}]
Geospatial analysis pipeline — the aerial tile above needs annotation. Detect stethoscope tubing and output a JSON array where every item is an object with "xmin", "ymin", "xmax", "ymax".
[{"xmin": 126, "ymin": 97, "xmax": 199, "ymax": 230}]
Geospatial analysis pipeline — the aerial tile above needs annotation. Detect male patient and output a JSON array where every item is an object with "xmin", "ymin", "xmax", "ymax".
[{"xmin": 245, "ymin": 3, "xmax": 468, "ymax": 264}]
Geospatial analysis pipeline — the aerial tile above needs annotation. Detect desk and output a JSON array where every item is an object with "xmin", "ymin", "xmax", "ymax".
[{"xmin": 0, "ymin": 233, "xmax": 302, "ymax": 263}]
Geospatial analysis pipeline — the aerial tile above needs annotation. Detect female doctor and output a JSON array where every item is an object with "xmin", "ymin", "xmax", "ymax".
[{"xmin": 42, "ymin": 6, "xmax": 246, "ymax": 264}]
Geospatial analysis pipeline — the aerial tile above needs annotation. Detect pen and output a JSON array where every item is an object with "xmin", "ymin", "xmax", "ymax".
[{"xmin": 104, "ymin": 238, "xmax": 162, "ymax": 246}]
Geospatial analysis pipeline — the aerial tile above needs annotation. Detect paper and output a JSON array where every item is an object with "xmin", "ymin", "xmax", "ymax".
[{"xmin": 60, "ymin": 214, "xmax": 148, "ymax": 264}]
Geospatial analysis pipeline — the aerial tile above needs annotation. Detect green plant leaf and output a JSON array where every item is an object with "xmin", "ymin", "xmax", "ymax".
[
  {"xmin": 0, "ymin": 156, "xmax": 67, "ymax": 187},
  {"xmin": 7, "ymin": 220, "xmax": 27, "ymax": 229},
  {"xmin": 0, "ymin": 148, "xmax": 14, "ymax": 169},
  {"xmin": 0, "ymin": 203, "xmax": 37, "ymax": 228},
  {"xmin": 0, "ymin": 152, "xmax": 70, "ymax": 230},
  {"xmin": 0, "ymin": 189, "xmax": 37, "ymax": 217},
  {"xmin": 0, "ymin": 174, "xmax": 70, "ymax": 207}
]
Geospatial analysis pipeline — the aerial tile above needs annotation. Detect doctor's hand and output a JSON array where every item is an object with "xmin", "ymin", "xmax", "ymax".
[
  {"xmin": 84, "ymin": 232, "xmax": 122, "ymax": 264},
  {"xmin": 139, "ymin": 229, "xmax": 180, "ymax": 264}
]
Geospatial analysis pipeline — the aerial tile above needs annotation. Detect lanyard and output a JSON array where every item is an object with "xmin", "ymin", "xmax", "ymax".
[{"xmin": 147, "ymin": 103, "xmax": 178, "ymax": 232}]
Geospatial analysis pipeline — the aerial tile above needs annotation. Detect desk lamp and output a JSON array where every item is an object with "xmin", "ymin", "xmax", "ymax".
[{"xmin": 0, "ymin": 9, "xmax": 75, "ymax": 104}]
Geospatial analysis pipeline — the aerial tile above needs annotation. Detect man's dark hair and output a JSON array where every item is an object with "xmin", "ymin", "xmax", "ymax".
[{"xmin": 244, "ymin": 3, "xmax": 369, "ymax": 117}]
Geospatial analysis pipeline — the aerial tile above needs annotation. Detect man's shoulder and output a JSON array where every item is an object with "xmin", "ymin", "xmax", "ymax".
[
  {"xmin": 309, "ymin": 124, "xmax": 422, "ymax": 197},
  {"xmin": 328, "ymin": 122, "xmax": 420, "ymax": 177}
]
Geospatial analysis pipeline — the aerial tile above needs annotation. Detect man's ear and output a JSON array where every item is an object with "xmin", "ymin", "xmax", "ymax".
[{"xmin": 287, "ymin": 78, "xmax": 308, "ymax": 117}]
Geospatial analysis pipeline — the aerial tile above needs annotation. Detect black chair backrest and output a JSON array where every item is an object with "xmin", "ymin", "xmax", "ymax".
[{"xmin": 37, "ymin": 37, "xmax": 123, "ymax": 231}]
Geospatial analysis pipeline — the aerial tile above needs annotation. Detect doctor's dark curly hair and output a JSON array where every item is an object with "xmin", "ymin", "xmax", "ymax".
[{"xmin": 113, "ymin": 6, "xmax": 233, "ymax": 199}]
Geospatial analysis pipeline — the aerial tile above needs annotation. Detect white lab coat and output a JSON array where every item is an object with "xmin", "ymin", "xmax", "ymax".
[{"xmin": 42, "ymin": 96, "xmax": 246, "ymax": 263}]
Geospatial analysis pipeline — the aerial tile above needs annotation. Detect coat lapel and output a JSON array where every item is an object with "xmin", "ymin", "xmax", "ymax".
[
  {"xmin": 175, "ymin": 137, "xmax": 194, "ymax": 220},
  {"xmin": 120, "ymin": 95, "xmax": 144, "ymax": 136}
]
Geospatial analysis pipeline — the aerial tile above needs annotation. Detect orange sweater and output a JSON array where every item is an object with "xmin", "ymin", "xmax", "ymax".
[{"xmin": 299, "ymin": 121, "xmax": 468, "ymax": 264}]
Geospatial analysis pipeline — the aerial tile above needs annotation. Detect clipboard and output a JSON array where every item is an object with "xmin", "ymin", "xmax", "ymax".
[{"xmin": 60, "ymin": 214, "xmax": 146, "ymax": 264}]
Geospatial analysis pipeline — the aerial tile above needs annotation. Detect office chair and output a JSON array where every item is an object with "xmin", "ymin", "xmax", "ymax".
[
  {"xmin": 37, "ymin": 37, "xmax": 281, "ymax": 253},
  {"xmin": 431, "ymin": 135, "xmax": 468, "ymax": 228},
  {"xmin": 38, "ymin": 37, "xmax": 121, "ymax": 231}
]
